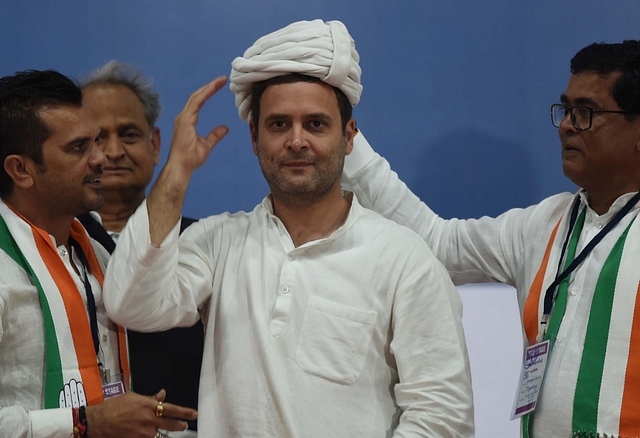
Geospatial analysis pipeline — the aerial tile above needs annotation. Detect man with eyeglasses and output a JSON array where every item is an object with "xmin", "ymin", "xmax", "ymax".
[{"xmin": 341, "ymin": 40, "xmax": 640, "ymax": 437}]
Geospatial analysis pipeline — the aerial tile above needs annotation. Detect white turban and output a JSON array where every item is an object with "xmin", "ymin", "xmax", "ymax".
[{"xmin": 230, "ymin": 19, "xmax": 362, "ymax": 122}]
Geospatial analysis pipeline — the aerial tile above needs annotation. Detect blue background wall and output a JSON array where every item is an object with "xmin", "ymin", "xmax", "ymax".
[
  {"xmin": 2, "ymin": 3, "xmax": 638, "ymax": 436},
  {"xmin": 2, "ymin": 2, "xmax": 638, "ymax": 220}
]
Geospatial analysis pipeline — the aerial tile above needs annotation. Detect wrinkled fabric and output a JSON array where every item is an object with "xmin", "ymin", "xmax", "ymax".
[{"xmin": 230, "ymin": 19, "xmax": 362, "ymax": 121}]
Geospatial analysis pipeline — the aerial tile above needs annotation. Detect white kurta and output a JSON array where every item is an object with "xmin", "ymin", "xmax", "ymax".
[
  {"xmin": 104, "ymin": 194, "xmax": 474, "ymax": 437},
  {"xmin": 0, "ymin": 237, "xmax": 118, "ymax": 438},
  {"xmin": 341, "ymin": 132, "xmax": 640, "ymax": 437}
]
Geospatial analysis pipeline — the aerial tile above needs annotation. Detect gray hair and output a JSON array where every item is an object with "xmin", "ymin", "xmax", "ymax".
[{"xmin": 80, "ymin": 60, "xmax": 161, "ymax": 128}]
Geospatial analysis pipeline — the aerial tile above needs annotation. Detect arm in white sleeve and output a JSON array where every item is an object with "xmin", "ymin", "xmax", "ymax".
[
  {"xmin": 343, "ymin": 131, "xmax": 551, "ymax": 286},
  {"xmin": 104, "ymin": 200, "xmax": 213, "ymax": 332},
  {"xmin": 391, "ymin": 249, "xmax": 474, "ymax": 437},
  {"xmin": 0, "ymin": 405, "xmax": 72, "ymax": 438}
]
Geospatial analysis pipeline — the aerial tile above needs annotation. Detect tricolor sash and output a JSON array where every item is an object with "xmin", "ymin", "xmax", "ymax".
[
  {"xmin": 522, "ymin": 196, "xmax": 640, "ymax": 437},
  {"xmin": 0, "ymin": 201, "xmax": 130, "ymax": 408}
]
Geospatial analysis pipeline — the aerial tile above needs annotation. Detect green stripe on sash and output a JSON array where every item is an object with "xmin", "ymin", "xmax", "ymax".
[
  {"xmin": 572, "ymin": 218, "xmax": 635, "ymax": 435},
  {"xmin": 0, "ymin": 214, "xmax": 64, "ymax": 408},
  {"xmin": 545, "ymin": 209, "xmax": 586, "ymax": 348},
  {"xmin": 523, "ymin": 208, "xmax": 586, "ymax": 437}
]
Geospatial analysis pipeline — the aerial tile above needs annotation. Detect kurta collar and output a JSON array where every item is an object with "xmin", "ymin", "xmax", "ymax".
[{"xmin": 260, "ymin": 190, "xmax": 364, "ymax": 249}]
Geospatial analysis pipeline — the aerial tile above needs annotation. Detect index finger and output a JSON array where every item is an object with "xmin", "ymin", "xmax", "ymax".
[
  {"xmin": 159, "ymin": 401, "xmax": 198, "ymax": 421},
  {"xmin": 183, "ymin": 75, "xmax": 228, "ymax": 116}
]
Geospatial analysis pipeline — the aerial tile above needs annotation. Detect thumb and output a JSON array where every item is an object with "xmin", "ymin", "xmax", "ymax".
[{"xmin": 153, "ymin": 388, "xmax": 167, "ymax": 402}]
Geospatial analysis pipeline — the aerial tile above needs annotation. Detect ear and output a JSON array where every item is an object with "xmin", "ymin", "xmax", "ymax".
[
  {"xmin": 344, "ymin": 119, "xmax": 357, "ymax": 156},
  {"xmin": 249, "ymin": 120, "xmax": 259, "ymax": 156},
  {"xmin": 4, "ymin": 155, "xmax": 35, "ymax": 190},
  {"xmin": 151, "ymin": 127, "xmax": 161, "ymax": 166}
]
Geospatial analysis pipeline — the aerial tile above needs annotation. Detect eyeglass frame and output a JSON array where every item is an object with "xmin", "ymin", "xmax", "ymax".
[{"xmin": 550, "ymin": 103, "xmax": 640, "ymax": 131}]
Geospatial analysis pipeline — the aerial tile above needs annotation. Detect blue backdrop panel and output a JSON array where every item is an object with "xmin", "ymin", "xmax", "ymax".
[{"xmin": 0, "ymin": 2, "xmax": 638, "ymax": 218}]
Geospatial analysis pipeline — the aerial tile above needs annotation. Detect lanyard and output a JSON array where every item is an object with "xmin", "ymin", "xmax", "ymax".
[
  {"xmin": 541, "ymin": 191, "xmax": 640, "ymax": 327},
  {"xmin": 68, "ymin": 237, "xmax": 100, "ymax": 356}
]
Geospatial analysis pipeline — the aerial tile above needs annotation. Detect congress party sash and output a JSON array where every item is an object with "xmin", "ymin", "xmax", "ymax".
[
  {"xmin": 0, "ymin": 201, "xmax": 130, "ymax": 408},
  {"xmin": 522, "ymin": 195, "xmax": 640, "ymax": 437}
]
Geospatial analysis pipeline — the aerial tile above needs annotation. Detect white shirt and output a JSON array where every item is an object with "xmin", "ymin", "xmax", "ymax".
[
  {"xmin": 342, "ymin": 132, "xmax": 640, "ymax": 437},
  {"xmin": 0, "ymin": 236, "xmax": 118, "ymax": 438},
  {"xmin": 104, "ymin": 194, "xmax": 474, "ymax": 437}
]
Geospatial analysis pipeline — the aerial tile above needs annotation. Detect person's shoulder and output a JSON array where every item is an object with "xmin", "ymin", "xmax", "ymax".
[
  {"xmin": 516, "ymin": 191, "xmax": 574, "ymax": 225},
  {"xmin": 533, "ymin": 192, "xmax": 574, "ymax": 210},
  {"xmin": 357, "ymin": 206, "xmax": 438, "ymax": 255},
  {"xmin": 182, "ymin": 205, "xmax": 262, "ymax": 236}
]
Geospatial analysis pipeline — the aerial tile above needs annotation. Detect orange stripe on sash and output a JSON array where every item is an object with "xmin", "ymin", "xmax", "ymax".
[
  {"xmin": 619, "ymin": 279, "xmax": 640, "ymax": 434},
  {"xmin": 117, "ymin": 326, "xmax": 131, "ymax": 391},
  {"xmin": 523, "ymin": 219, "xmax": 562, "ymax": 345},
  {"xmin": 71, "ymin": 220, "xmax": 131, "ymax": 390},
  {"xmin": 32, "ymin": 226, "xmax": 104, "ymax": 405}
]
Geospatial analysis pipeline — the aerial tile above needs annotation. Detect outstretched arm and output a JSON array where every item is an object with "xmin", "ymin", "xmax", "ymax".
[
  {"xmin": 343, "ymin": 131, "xmax": 535, "ymax": 286},
  {"xmin": 147, "ymin": 76, "xmax": 229, "ymax": 246},
  {"xmin": 104, "ymin": 77, "xmax": 229, "ymax": 331}
]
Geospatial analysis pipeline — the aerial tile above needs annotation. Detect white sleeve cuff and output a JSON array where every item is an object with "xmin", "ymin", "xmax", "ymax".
[{"xmin": 30, "ymin": 408, "xmax": 72, "ymax": 438}]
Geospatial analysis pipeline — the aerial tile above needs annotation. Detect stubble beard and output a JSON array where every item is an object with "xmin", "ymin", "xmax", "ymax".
[{"xmin": 257, "ymin": 138, "xmax": 346, "ymax": 205}]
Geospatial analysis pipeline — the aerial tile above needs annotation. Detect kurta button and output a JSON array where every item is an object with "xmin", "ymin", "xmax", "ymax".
[
  {"xmin": 595, "ymin": 222, "xmax": 603, "ymax": 229},
  {"xmin": 570, "ymin": 288, "xmax": 578, "ymax": 296},
  {"xmin": 59, "ymin": 248, "xmax": 67, "ymax": 257},
  {"xmin": 282, "ymin": 286, "xmax": 289, "ymax": 294},
  {"xmin": 288, "ymin": 255, "xmax": 294, "ymax": 262},
  {"xmin": 102, "ymin": 334, "xmax": 108, "ymax": 342}
]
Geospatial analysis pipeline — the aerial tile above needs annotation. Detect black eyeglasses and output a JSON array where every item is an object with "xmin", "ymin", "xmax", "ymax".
[{"xmin": 551, "ymin": 104, "xmax": 640, "ymax": 130}]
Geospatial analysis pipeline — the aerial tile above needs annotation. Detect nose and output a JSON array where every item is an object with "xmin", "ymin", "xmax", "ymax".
[
  {"xmin": 101, "ymin": 135, "xmax": 126, "ymax": 160},
  {"xmin": 286, "ymin": 125, "xmax": 308, "ymax": 151},
  {"xmin": 558, "ymin": 111, "xmax": 578, "ymax": 136},
  {"xmin": 89, "ymin": 141, "xmax": 108, "ymax": 170}
]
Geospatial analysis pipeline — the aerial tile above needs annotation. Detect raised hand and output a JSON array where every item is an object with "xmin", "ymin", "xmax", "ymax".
[{"xmin": 167, "ymin": 75, "xmax": 230, "ymax": 175}]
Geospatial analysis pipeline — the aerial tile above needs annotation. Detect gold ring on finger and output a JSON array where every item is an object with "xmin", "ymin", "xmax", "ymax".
[{"xmin": 155, "ymin": 401, "xmax": 164, "ymax": 417}]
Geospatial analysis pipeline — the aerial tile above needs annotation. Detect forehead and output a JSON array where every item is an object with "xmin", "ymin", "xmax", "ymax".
[
  {"xmin": 83, "ymin": 83, "xmax": 150, "ymax": 129},
  {"xmin": 563, "ymin": 71, "xmax": 621, "ymax": 107},
  {"xmin": 38, "ymin": 105, "xmax": 98, "ymax": 147},
  {"xmin": 259, "ymin": 81, "xmax": 339, "ymax": 118}
]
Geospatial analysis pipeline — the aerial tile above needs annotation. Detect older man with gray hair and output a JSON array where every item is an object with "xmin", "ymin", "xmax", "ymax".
[
  {"xmin": 77, "ymin": 61, "xmax": 203, "ymax": 437},
  {"xmin": 104, "ymin": 20, "xmax": 474, "ymax": 437}
]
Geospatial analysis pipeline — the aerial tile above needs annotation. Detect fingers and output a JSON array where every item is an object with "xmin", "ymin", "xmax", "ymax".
[
  {"xmin": 157, "ymin": 401, "xmax": 197, "ymax": 421},
  {"xmin": 205, "ymin": 125, "xmax": 230, "ymax": 149},
  {"xmin": 152, "ymin": 389, "xmax": 167, "ymax": 402},
  {"xmin": 183, "ymin": 75, "xmax": 228, "ymax": 116},
  {"xmin": 156, "ymin": 418, "xmax": 190, "ymax": 432}
]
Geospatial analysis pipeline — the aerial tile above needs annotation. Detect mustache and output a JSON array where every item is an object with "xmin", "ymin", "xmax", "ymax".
[
  {"xmin": 277, "ymin": 152, "xmax": 316, "ymax": 165},
  {"xmin": 84, "ymin": 168, "xmax": 103, "ymax": 182}
]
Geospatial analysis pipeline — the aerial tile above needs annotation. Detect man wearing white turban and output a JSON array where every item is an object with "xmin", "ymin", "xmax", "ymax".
[{"xmin": 104, "ymin": 19, "xmax": 474, "ymax": 437}]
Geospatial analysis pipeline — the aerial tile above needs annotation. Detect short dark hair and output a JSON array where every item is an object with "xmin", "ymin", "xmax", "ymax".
[
  {"xmin": 0, "ymin": 70, "xmax": 82, "ymax": 197},
  {"xmin": 250, "ymin": 73, "xmax": 353, "ymax": 136},
  {"xmin": 571, "ymin": 40, "xmax": 640, "ymax": 119}
]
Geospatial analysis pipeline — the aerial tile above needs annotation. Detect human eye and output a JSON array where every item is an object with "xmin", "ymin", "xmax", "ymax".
[
  {"xmin": 95, "ymin": 131, "xmax": 107, "ymax": 145},
  {"xmin": 307, "ymin": 119, "xmax": 327, "ymax": 131},
  {"xmin": 70, "ymin": 141, "xmax": 88, "ymax": 153},
  {"xmin": 573, "ymin": 106, "xmax": 592, "ymax": 120},
  {"xmin": 121, "ymin": 130, "xmax": 142, "ymax": 144},
  {"xmin": 269, "ymin": 120, "xmax": 288, "ymax": 130}
]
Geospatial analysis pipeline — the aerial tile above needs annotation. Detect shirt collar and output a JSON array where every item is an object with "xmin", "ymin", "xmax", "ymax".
[
  {"xmin": 578, "ymin": 188, "xmax": 640, "ymax": 220},
  {"xmin": 260, "ymin": 190, "xmax": 364, "ymax": 247}
]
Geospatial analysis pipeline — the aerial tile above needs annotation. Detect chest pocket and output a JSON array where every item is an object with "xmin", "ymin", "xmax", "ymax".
[{"xmin": 296, "ymin": 295, "xmax": 377, "ymax": 385}]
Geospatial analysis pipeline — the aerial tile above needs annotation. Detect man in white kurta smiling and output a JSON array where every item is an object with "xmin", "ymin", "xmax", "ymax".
[{"xmin": 104, "ymin": 19, "xmax": 473, "ymax": 437}]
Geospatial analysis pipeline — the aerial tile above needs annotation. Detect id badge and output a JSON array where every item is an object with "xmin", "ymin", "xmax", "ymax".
[
  {"xmin": 102, "ymin": 371, "xmax": 126, "ymax": 399},
  {"xmin": 511, "ymin": 340, "xmax": 550, "ymax": 419}
]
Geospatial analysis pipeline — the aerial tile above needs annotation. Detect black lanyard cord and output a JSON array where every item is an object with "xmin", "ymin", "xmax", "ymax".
[
  {"xmin": 542, "ymin": 191, "xmax": 640, "ymax": 318},
  {"xmin": 68, "ymin": 237, "xmax": 100, "ymax": 356}
]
